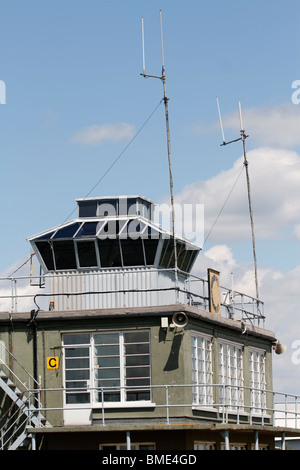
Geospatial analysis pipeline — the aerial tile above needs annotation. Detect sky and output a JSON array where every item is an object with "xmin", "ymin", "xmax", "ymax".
[{"xmin": 1, "ymin": 1, "xmax": 300, "ymax": 394}]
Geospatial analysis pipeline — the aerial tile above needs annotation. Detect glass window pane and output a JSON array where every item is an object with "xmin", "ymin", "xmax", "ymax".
[
  {"xmin": 95, "ymin": 345, "xmax": 119, "ymax": 356},
  {"xmin": 78, "ymin": 201, "xmax": 97, "ymax": 217},
  {"xmin": 125, "ymin": 343, "xmax": 149, "ymax": 355},
  {"xmin": 160, "ymin": 239, "xmax": 173, "ymax": 267},
  {"xmin": 53, "ymin": 240, "xmax": 77, "ymax": 270},
  {"xmin": 98, "ymin": 220, "xmax": 120, "ymax": 238},
  {"xmin": 126, "ymin": 355, "xmax": 150, "ymax": 366},
  {"xmin": 143, "ymin": 239, "xmax": 159, "ymax": 265},
  {"xmin": 65, "ymin": 347, "xmax": 89, "ymax": 358},
  {"xmin": 77, "ymin": 240, "xmax": 98, "ymax": 267},
  {"xmin": 65, "ymin": 358, "xmax": 89, "ymax": 369},
  {"xmin": 96, "ymin": 368, "xmax": 120, "ymax": 379},
  {"xmin": 75, "ymin": 222, "xmax": 100, "ymax": 237},
  {"xmin": 98, "ymin": 239, "xmax": 122, "ymax": 267},
  {"xmin": 94, "ymin": 333, "xmax": 119, "ymax": 345},
  {"xmin": 53, "ymin": 223, "xmax": 81, "ymax": 239},
  {"xmin": 126, "ymin": 366, "xmax": 150, "ymax": 378},
  {"xmin": 96, "ymin": 356, "xmax": 120, "ymax": 368},
  {"xmin": 124, "ymin": 331, "xmax": 149, "ymax": 343},
  {"xmin": 120, "ymin": 239, "xmax": 145, "ymax": 266},
  {"xmin": 63, "ymin": 334, "xmax": 90, "ymax": 345},
  {"xmin": 66, "ymin": 369, "xmax": 90, "ymax": 380},
  {"xmin": 66, "ymin": 393, "xmax": 90, "ymax": 404},
  {"xmin": 35, "ymin": 241, "xmax": 54, "ymax": 271}
]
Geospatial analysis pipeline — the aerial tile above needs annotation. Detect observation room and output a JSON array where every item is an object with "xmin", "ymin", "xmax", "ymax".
[{"xmin": 28, "ymin": 196, "xmax": 200, "ymax": 275}]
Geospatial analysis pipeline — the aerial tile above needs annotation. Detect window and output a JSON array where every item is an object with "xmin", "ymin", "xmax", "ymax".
[
  {"xmin": 53, "ymin": 240, "xmax": 77, "ymax": 270},
  {"xmin": 218, "ymin": 341, "xmax": 244, "ymax": 410},
  {"xmin": 249, "ymin": 348, "xmax": 266, "ymax": 413},
  {"xmin": 191, "ymin": 333, "xmax": 213, "ymax": 406},
  {"xmin": 98, "ymin": 239, "xmax": 122, "ymax": 267},
  {"xmin": 63, "ymin": 331, "xmax": 151, "ymax": 406},
  {"xmin": 63, "ymin": 333, "xmax": 91, "ymax": 405},
  {"xmin": 76, "ymin": 240, "xmax": 98, "ymax": 268}
]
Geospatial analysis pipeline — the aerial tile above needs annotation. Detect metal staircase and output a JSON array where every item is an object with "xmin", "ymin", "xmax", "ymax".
[{"xmin": 0, "ymin": 345, "xmax": 51, "ymax": 450}]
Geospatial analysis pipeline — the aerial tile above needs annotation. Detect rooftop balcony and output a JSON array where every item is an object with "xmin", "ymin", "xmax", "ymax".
[{"xmin": 0, "ymin": 268, "xmax": 264, "ymax": 327}]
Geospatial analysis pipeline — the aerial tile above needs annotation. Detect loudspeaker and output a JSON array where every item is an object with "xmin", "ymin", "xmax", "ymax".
[
  {"xmin": 171, "ymin": 312, "xmax": 188, "ymax": 328},
  {"xmin": 273, "ymin": 341, "xmax": 287, "ymax": 355}
]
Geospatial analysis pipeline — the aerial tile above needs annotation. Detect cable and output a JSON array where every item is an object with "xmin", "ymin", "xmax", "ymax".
[{"xmin": 203, "ymin": 163, "xmax": 245, "ymax": 246}]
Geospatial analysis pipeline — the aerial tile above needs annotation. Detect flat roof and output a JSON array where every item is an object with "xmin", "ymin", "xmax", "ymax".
[{"xmin": 0, "ymin": 303, "xmax": 276, "ymax": 341}]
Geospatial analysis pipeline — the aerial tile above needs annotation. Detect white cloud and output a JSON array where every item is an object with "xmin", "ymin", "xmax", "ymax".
[
  {"xmin": 223, "ymin": 103, "xmax": 300, "ymax": 148},
  {"xmin": 174, "ymin": 147, "xmax": 300, "ymax": 244},
  {"xmin": 71, "ymin": 122, "xmax": 135, "ymax": 145},
  {"xmin": 194, "ymin": 102, "xmax": 300, "ymax": 149}
]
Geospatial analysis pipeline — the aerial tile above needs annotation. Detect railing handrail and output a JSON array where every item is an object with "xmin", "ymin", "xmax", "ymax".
[
  {"xmin": 5, "ymin": 382, "xmax": 299, "ymax": 428},
  {"xmin": 0, "ymin": 269, "xmax": 264, "ymax": 326}
]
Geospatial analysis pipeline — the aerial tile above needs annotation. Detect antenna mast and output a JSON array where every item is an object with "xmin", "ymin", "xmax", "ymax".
[
  {"xmin": 217, "ymin": 98, "xmax": 259, "ymax": 300},
  {"xmin": 141, "ymin": 11, "xmax": 178, "ymax": 296}
]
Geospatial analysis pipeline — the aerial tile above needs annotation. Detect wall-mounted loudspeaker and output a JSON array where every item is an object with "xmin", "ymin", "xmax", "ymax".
[
  {"xmin": 171, "ymin": 312, "xmax": 188, "ymax": 328},
  {"xmin": 273, "ymin": 340, "xmax": 287, "ymax": 355}
]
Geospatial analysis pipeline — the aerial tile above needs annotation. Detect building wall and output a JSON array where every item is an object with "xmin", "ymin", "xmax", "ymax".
[{"xmin": 0, "ymin": 309, "xmax": 274, "ymax": 429}]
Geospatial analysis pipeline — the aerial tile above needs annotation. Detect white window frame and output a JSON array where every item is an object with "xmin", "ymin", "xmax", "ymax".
[
  {"xmin": 218, "ymin": 339, "xmax": 244, "ymax": 411},
  {"xmin": 191, "ymin": 332, "xmax": 213, "ymax": 407},
  {"xmin": 62, "ymin": 330, "xmax": 152, "ymax": 409},
  {"xmin": 249, "ymin": 347, "xmax": 266, "ymax": 414}
]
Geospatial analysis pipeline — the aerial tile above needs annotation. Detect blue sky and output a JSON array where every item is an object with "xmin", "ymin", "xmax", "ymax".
[{"xmin": 1, "ymin": 1, "xmax": 300, "ymax": 393}]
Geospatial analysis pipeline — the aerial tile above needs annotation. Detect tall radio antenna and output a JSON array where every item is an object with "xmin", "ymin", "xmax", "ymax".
[
  {"xmin": 216, "ymin": 98, "xmax": 259, "ymax": 300},
  {"xmin": 141, "ymin": 11, "xmax": 178, "ymax": 296}
]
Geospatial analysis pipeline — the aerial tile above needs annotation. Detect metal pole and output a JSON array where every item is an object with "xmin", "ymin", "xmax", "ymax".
[
  {"xmin": 161, "ymin": 67, "xmax": 178, "ymax": 283},
  {"xmin": 160, "ymin": 11, "xmax": 178, "ymax": 296},
  {"xmin": 239, "ymin": 103, "xmax": 259, "ymax": 300},
  {"xmin": 254, "ymin": 430, "xmax": 259, "ymax": 450},
  {"xmin": 224, "ymin": 430, "xmax": 230, "ymax": 450},
  {"xmin": 141, "ymin": 12, "xmax": 179, "ymax": 298},
  {"xmin": 126, "ymin": 431, "xmax": 131, "ymax": 450}
]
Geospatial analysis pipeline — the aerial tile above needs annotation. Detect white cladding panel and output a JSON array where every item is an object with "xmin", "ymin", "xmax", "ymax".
[{"xmin": 47, "ymin": 269, "xmax": 186, "ymax": 310}]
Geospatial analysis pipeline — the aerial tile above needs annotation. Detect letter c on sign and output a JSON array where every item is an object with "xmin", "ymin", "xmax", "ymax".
[{"xmin": 47, "ymin": 357, "xmax": 59, "ymax": 369}]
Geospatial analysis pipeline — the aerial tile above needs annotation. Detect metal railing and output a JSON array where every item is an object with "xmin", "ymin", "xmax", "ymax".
[
  {"xmin": 0, "ymin": 269, "xmax": 264, "ymax": 327},
  {"xmin": 0, "ymin": 343, "xmax": 46, "ymax": 450},
  {"xmin": 1, "ymin": 382, "xmax": 298, "ymax": 429}
]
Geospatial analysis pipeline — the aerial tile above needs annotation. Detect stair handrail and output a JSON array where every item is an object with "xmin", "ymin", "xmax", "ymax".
[
  {"xmin": 0, "ymin": 342, "xmax": 46, "ymax": 449},
  {"xmin": 0, "ymin": 342, "xmax": 42, "ymax": 413}
]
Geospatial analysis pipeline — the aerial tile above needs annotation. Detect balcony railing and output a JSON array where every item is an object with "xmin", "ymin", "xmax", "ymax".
[
  {"xmin": 0, "ymin": 269, "xmax": 264, "ymax": 327},
  {"xmin": 1, "ymin": 382, "xmax": 299, "ymax": 429}
]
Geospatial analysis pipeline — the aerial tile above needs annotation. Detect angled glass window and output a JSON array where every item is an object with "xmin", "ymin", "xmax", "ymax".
[
  {"xmin": 53, "ymin": 240, "xmax": 77, "ymax": 270},
  {"xmin": 120, "ymin": 238, "xmax": 145, "ymax": 266},
  {"xmin": 35, "ymin": 241, "xmax": 54, "ymax": 271},
  {"xmin": 98, "ymin": 220, "xmax": 119, "ymax": 239},
  {"xmin": 76, "ymin": 240, "xmax": 98, "ymax": 268},
  {"xmin": 143, "ymin": 239, "xmax": 159, "ymax": 265},
  {"xmin": 122, "ymin": 219, "xmax": 145, "ymax": 239},
  {"xmin": 159, "ymin": 239, "xmax": 173, "ymax": 268},
  {"xmin": 75, "ymin": 222, "xmax": 100, "ymax": 238},
  {"xmin": 98, "ymin": 239, "xmax": 122, "ymax": 268},
  {"xmin": 52, "ymin": 223, "xmax": 81, "ymax": 239}
]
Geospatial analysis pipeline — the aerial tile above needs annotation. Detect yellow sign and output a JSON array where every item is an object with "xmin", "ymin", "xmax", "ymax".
[
  {"xmin": 47, "ymin": 357, "xmax": 59, "ymax": 369},
  {"xmin": 208, "ymin": 268, "xmax": 221, "ymax": 315}
]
